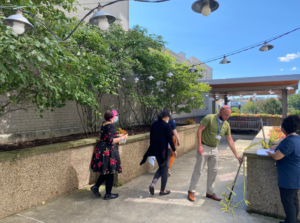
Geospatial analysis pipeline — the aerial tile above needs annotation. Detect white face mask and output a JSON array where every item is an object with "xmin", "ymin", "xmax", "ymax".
[{"xmin": 166, "ymin": 119, "xmax": 169, "ymax": 123}]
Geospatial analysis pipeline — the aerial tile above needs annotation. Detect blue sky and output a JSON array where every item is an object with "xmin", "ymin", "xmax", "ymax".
[{"xmin": 129, "ymin": 0, "xmax": 300, "ymax": 82}]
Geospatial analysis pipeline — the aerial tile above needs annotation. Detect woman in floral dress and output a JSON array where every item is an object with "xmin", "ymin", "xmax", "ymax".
[{"xmin": 90, "ymin": 110, "xmax": 128, "ymax": 200}]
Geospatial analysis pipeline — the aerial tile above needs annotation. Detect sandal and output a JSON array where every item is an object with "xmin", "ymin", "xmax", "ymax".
[{"xmin": 159, "ymin": 190, "xmax": 171, "ymax": 196}]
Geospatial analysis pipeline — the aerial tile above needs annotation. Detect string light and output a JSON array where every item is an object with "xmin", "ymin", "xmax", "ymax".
[
  {"xmin": 167, "ymin": 72, "xmax": 174, "ymax": 78},
  {"xmin": 148, "ymin": 75, "xmax": 154, "ymax": 80},
  {"xmin": 134, "ymin": 77, "xmax": 139, "ymax": 83},
  {"xmin": 188, "ymin": 26, "xmax": 300, "ymax": 69},
  {"xmin": 1, "ymin": 0, "xmax": 171, "ymax": 40}
]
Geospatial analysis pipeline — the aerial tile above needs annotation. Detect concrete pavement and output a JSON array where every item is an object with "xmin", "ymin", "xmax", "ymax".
[{"xmin": 1, "ymin": 134, "xmax": 281, "ymax": 223}]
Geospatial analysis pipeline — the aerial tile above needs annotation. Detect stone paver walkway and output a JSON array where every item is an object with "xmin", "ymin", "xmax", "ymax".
[{"xmin": 1, "ymin": 135, "xmax": 281, "ymax": 223}]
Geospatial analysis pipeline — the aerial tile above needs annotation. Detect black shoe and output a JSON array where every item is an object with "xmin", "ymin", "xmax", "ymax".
[
  {"xmin": 159, "ymin": 190, "xmax": 171, "ymax": 196},
  {"xmin": 104, "ymin": 193, "xmax": 119, "ymax": 200},
  {"xmin": 149, "ymin": 185, "xmax": 155, "ymax": 195},
  {"xmin": 90, "ymin": 185, "xmax": 101, "ymax": 197}
]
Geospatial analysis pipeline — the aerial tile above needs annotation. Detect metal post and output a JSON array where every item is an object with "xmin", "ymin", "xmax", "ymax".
[
  {"xmin": 212, "ymin": 99, "xmax": 216, "ymax": 114},
  {"xmin": 282, "ymin": 89, "xmax": 288, "ymax": 118},
  {"xmin": 260, "ymin": 118, "xmax": 266, "ymax": 142},
  {"xmin": 224, "ymin": 96, "xmax": 228, "ymax": 105}
]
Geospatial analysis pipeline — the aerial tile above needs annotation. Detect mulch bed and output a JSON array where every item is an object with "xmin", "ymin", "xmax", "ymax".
[{"xmin": 0, "ymin": 126, "xmax": 151, "ymax": 153}]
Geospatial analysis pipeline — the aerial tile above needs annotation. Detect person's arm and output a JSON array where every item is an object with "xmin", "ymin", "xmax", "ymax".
[
  {"xmin": 172, "ymin": 129, "xmax": 180, "ymax": 146},
  {"xmin": 268, "ymin": 150, "xmax": 285, "ymax": 160},
  {"xmin": 225, "ymin": 135, "xmax": 242, "ymax": 164},
  {"xmin": 197, "ymin": 124, "xmax": 206, "ymax": 155},
  {"xmin": 167, "ymin": 125, "xmax": 177, "ymax": 157},
  {"xmin": 105, "ymin": 125, "xmax": 128, "ymax": 144},
  {"xmin": 268, "ymin": 139, "xmax": 291, "ymax": 160}
]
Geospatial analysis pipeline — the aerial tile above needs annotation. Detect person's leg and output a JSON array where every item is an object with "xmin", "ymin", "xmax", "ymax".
[
  {"xmin": 279, "ymin": 187, "xmax": 297, "ymax": 223},
  {"xmin": 160, "ymin": 149, "xmax": 171, "ymax": 192},
  {"xmin": 95, "ymin": 174, "xmax": 106, "ymax": 188},
  {"xmin": 293, "ymin": 189, "xmax": 299, "ymax": 221},
  {"xmin": 151, "ymin": 154, "xmax": 165, "ymax": 187},
  {"xmin": 169, "ymin": 149, "xmax": 175, "ymax": 169},
  {"xmin": 188, "ymin": 146, "xmax": 208, "ymax": 192},
  {"xmin": 91, "ymin": 174, "xmax": 106, "ymax": 197},
  {"xmin": 105, "ymin": 174, "xmax": 114, "ymax": 194},
  {"xmin": 206, "ymin": 147, "xmax": 219, "ymax": 195}
]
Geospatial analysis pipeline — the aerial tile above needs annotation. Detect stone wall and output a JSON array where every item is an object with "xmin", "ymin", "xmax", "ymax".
[{"xmin": 0, "ymin": 124, "xmax": 199, "ymax": 220}]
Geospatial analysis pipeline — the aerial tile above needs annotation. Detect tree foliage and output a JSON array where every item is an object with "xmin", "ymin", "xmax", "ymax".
[
  {"xmin": 255, "ymin": 99, "xmax": 264, "ymax": 112},
  {"xmin": 241, "ymin": 101, "xmax": 258, "ymax": 114},
  {"xmin": 0, "ymin": 0, "xmax": 97, "ymax": 118},
  {"xmin": 231, "ymin": 107, "xmax": 240, "ymax": 113},
  {"xmin": 260, "ymin": 98, "xmax": 282, "ymax": 115},
  {"xmin": 0, "ymin": 1, "xmax": 211, "ymax": 131},
  {"xmin": 288, "ymin": 92, "xmax": 300, "ymax": 111}
]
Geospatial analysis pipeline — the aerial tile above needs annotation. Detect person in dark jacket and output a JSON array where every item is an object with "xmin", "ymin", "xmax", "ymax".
[
  {"xmin": 140, "ymin": 110, "xmax": 177, "ymax": 196},
  {"xmin": 268, "ymin": 115, "xmax": 300, "ymax": 223}
]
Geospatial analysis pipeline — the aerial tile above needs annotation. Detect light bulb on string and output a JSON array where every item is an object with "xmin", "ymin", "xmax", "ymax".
[
  {"xmin": 148, "ymin": 75, "xmax": 154, "ymax": 80},
  {"xmin": 167, "ymin": 72, "xmax": 174, "ymax": 78},
  {"xmin": 171, "ymin": 94, "xmax": 174, "ymax": 98},
  {"xmin": 259, "ymin": 41, "xmax": 274, "ymax": 52},
  {"xmin": 98, "ymin": 17, "xmax": 109, "ymax": 30},
  {"xmin": 134, "ymin": 77, "xmax": 139, "ymax": 83},
  {"xmin": 201, "ymin": 4, "xmax": 211, "ymax": 16},
  {"xmin": 121, "ymin": 77, "xmax": 126, "ymax": 81},
  {"xmin": 220, "ymin": 56, "xmax": 231, "ymax": 64}
]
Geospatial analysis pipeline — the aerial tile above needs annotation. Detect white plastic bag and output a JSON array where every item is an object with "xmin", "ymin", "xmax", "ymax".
[{"xmin": 148, "ymin": 156, "xmax": 156, "ymax": 167}]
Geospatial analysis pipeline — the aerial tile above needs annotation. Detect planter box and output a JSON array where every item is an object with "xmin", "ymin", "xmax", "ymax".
[
  {"xmin": 244, "ymin": 127, "xmax": 300, "ymax": 220},
  {"xmin": 0, "ymin": 124, "xmax": 199, "ymax": 220}
]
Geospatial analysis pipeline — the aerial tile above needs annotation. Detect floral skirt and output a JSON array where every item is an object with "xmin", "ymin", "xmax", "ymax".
[{"xmin": 91, "ymin": 141, "xmax": 122, "ymax": 175}]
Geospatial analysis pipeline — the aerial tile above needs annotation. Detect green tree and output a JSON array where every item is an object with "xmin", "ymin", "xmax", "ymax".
[
  {"xmin": 122, "ymin": 48, "xmax": 210, "ymax": 126},
  {"xmin": 288, "ymin": 92, "xmax": 300, "ymax": 111},
  {"xmin": 260, "ymin": 98, "xmax": 282, "ymax": 115},
  {"xmin": 255, "ymin": 99, "xmax": 264, "ymax": 112},
  {"xmin": 241, "ymin": 101, "xmax": 258, "ymax": 114},
  {"xmin": 231, "ymin": 107, "xmax": 240, "ymax": 113},
  {"xmin": 0, "ymin": 0, "xmax": 102, "ymax": 119}
]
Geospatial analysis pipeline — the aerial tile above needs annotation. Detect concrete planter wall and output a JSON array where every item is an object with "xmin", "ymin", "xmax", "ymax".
[
  {"xmin": 244, "ymin": 127, "xmax": 300, "ymax": 220},
  {"xmin": 0, "ymin": 124, "xmax": 199, "ymax": 220}
]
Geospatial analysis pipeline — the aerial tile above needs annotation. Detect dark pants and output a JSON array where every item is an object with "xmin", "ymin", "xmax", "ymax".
[
  {"xmin": 95, "ymin": 174, "xmax": 114, "ymax": 195},
  {"xmin": 151, "ymin": 149, "xmax": 171, "ymax": 192},
  {"xmin": 279, "ymin": 187, "xmax": 299, "ymax": 223}
]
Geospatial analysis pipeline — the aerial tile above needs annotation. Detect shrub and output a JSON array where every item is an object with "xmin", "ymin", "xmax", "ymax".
[
  {"xmin": 268, "ymin": 127, "xmax": 285, "ymax": 146},
  {"xmin": 116, "ymin": 128, "xmax": 128, "ymax": 135},
  {"xmin": 184, "ymin": 119, "xmax": 196, "ymax": 125}
]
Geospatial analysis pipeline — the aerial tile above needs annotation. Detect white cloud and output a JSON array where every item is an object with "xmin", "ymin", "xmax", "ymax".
[
  {"xmin": 291, "ymin": 67, "xmax": 298, "ymax": 70},
  {"xmin": 280, "ymin": 69, "xmax": 284, "ymax": 71},
  {"xmin": 278, "ymin": 52, "xmax": 300, "ymax": 62}
]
